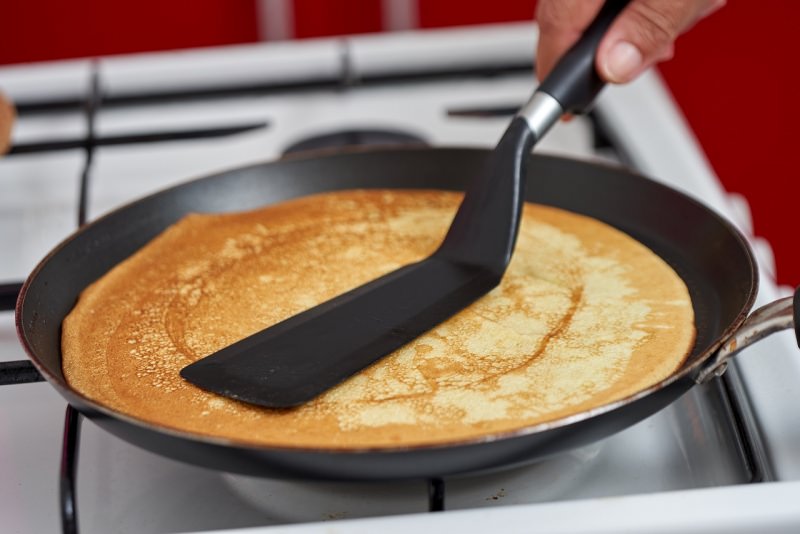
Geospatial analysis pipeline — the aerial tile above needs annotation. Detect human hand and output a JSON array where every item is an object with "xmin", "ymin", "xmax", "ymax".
[{"xmin": 536, "ymin": 0, "xmax": 725, "ymax": 84}]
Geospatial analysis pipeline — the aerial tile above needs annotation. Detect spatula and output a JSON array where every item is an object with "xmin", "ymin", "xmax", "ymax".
[{"xmin": 181, "ymin": 0, "xmax": 631, "ymax": 408}]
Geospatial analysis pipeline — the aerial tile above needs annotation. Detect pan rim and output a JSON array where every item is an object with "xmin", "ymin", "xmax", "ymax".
[{"xmin": 15, "ymin": 145, "xmax": 759, "ymax": 456}]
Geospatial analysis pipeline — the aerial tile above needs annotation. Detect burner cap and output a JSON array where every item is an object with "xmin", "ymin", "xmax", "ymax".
[{"xmin": 282, "ymin": 129, "xmax": 427, "ymax": 156}]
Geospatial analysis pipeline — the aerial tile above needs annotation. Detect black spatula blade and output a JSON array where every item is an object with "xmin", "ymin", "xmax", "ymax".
[
  {"xmin": 182, "ymin": 115, "xmax": 536, "ymax": 408},
  {"xmin": 180, "ymin": 258, "xmax": 499, "ymax": 407},
  {"xmin": 181, "ymin": 0, "xmax": 629, "ymax": 407}
]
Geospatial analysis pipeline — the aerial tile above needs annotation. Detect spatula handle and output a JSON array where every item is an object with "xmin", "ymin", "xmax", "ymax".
[{"xmin": 537, "ymin": 0, "xmax": 631, "ymax": 114}]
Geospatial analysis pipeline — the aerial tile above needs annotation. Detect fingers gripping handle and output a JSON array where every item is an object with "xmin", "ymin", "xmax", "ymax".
[
  {"xmin": 537, "ymin": 0, "xmax": 631, "ymax": 114},
  {"xmin": 518, "ymin": 0, "xmax": 631, "ymax": 140}
]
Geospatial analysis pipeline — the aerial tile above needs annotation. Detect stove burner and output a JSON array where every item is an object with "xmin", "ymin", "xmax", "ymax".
[
  {"xmin": 221, "ymin": 442, "xmax": 604, "ymax": 521},
  {"xmin": 282, "ymin": 129, "xmax": 427, "ymax": 156}
]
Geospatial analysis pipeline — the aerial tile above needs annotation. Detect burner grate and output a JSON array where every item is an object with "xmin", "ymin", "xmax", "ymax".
[
  {"xmin": 0, "ymin": 52, "xmax": 775, "ymax": 533},
  {"xmin": 5, "ymin": 65, "xmax": 452, "ymax": 533},
  {"xmin": 61, "ymin": 406, "xmax": 82, "ymax": 534}
]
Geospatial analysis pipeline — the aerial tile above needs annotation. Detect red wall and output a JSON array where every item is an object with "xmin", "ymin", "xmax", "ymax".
[
  {"xmin": 0, "ymin": 1, "xmax": 259, "ymax": 64},
  {"xmin": 293, "ymin": 0, "xmax": 382, "ymax": 38},
  {"xmin": 1, "ymin": 0, "xmax": 798, "ymax": 286},
  {"xmin": 418, "ymin": 0, "xmax": 534, "ymax": 27},
  {"xmin": 658, "ymin": 3, "xmax": 800, "ymax": 288}
]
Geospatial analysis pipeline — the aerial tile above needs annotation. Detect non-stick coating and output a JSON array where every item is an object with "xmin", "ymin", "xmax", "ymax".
[{"xmin": 17, "ymin": 148, "xmax": 757, "ymax": 481}]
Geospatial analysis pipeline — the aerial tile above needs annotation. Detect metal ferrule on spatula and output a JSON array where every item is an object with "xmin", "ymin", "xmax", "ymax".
[
  {"xmin": 520, "ymin": 0, "xmax": 632, "ymax": 135},
  {"xmin": 516, "ymin": 92, "xmax": 563, "ymax": 140}
]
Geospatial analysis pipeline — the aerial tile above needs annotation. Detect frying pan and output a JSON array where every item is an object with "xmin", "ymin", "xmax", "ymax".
[{"xmin": 15, "ymin": 147, "xmax": 798, "ymax": 481}]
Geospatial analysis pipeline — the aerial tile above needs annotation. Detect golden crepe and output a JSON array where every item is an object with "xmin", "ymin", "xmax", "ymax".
[{"xmin": 62, "ymin": 189, "xmax": 695, "ymax": 449}]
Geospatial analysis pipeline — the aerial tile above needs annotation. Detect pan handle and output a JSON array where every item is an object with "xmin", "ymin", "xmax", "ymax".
[{"xmin": 695, "ymin": 287, "xmax": 800, "ymax": 384}]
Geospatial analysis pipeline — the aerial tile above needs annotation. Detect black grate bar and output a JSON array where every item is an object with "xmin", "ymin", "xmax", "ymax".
[
  {"xmin": 7, "ymin": 121, "xmax": 268, "ymax": 156},
  {"xmin": 447, "ymin": 103, "xmax": 521, "ymax": 118},
  {"xmin": 0, "ymin": 360, "xmax": 44, "ymax": 385},
  {"xmin": 428, "ymin": 478, "xmax": 445, "ymax": 512},
  {"xmin": 60, "ymin": 405, "xmax": 82, "ymax": 534},
  {"xmin": 0, "ymin": 281, "xmax": 22, "ymax": 311},
  {"xmin": 77, "ymin": 64, "xmax": 100, "ymax": 228},
  {"xmin": 15, "ymin": 63, "xmax": 534, "ymax": 116}
]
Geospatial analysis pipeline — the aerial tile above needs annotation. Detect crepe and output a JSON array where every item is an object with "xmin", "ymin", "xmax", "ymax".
[{"xmin": 62, "ymin": 189, "xmax": 695, "ymax": 448}]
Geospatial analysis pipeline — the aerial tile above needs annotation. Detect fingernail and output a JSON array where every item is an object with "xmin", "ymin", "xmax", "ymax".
[{"xmin": 604, "ymin": 41, "xmax": 643, "ymax": 83}]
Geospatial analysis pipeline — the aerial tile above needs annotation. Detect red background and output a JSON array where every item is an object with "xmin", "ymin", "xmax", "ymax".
[{"xmin": 1, "ymin": 0, "xmax": 798, "ymax": 286}]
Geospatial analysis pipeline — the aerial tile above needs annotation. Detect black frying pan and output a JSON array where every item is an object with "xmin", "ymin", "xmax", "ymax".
[{"xmin": 15, "ymin": 147, "xmax": 794, "ymax": 481}]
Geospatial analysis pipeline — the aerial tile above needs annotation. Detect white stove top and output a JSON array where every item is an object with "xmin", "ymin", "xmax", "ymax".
[{"xmin": 1, "ymin": 23, "xmax": 799, "ymax": 534}]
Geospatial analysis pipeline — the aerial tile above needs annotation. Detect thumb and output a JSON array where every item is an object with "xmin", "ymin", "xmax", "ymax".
[{"xmin": 596, "ymin": 0, "xmax": 725, "ymax": 83}]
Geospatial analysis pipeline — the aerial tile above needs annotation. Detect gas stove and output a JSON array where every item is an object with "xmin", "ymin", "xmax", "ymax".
[{"xmin": 2, "ymin": 23, "xmax": 799, "ymax": 534}]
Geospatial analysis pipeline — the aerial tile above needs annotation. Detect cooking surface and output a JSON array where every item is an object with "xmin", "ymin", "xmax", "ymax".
[
  {"xmin": 2, "ymin": 23, "xmax": 800, "ymax": 533},
  {"xmin": 0, "ymin": 332, "xmax": 756, "ymax": 532}
]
